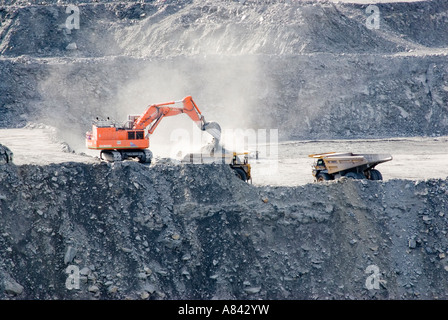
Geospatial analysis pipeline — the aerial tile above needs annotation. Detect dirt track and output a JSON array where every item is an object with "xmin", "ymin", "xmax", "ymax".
[
  {"xmin": 1, "ymin": 127, "xmax": 447, "ymax": 186},
  {"xmin": 0, "ymin": 127, "xmax": 96, "ymax": 165},
  {"xmin": 252, "ymin": 135, "xmax": 448, "ymax": 186}
]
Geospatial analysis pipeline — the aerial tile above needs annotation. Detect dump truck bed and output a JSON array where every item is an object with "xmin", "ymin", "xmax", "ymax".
[
  {"xmin": 181, "ymin": 151, "xmax": 252, "ymax": 182},
  {"xmin": 309, "ymin": 152, "xmax": 392, "ymax": 174},
  {"xmin": 181, "ymin": 152, "xmax": 235, "ymax": 165}
]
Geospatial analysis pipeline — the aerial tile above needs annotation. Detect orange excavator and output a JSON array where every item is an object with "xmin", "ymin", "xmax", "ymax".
[{"xmin": 85, "ymin": 96, "xmax": 221, "ymax": 163}]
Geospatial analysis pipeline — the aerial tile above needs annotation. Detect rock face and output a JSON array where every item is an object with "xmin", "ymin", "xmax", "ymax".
[
  {"xmin": 0, "ymin": 144, "xmax": 13, "ymax": 164},
  {"xmin": 1, "ymin": 0, "xmax": 448, "ymax": 139},
  {"xmin": 0, "ymin": 161, "xmax": 447, "ymax": 299}
]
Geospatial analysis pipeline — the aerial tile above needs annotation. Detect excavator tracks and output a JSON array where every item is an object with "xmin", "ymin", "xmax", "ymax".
[{"xmin": 100, "ymin": 149, "xmax": 152, "ymax": 164}]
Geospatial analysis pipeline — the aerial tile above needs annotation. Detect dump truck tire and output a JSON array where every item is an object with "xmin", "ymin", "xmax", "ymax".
[
  {"xmin": 369, "ymin": 169, "xmax": 383, "ymax": 181},
  {"xmin": 345, "ymin": 172, "xmax": 365, "ymax": 179},
  {"xmin": 316, "ymin": 172, "xmax": 332, "ymax": 182},
  {"xmin": 233, "ymin": 167, "xmax": 247, "ymax": 181}
]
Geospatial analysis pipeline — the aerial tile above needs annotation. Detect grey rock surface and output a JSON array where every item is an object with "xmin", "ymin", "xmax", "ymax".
[
  {"xmin": 0, "ymin": 161, "xmax": 447, "ymax": 299},
  {"xmin": 0, "ymin": 0, "xmax": 447, "ymax": 139}
]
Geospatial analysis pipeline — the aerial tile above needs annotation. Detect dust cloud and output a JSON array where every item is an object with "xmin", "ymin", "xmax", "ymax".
[
  {"xmin": 27, "ymin": 2, "xmax": 275, "ymax": 156},
  {"xmin": 109, "ymin": 55, "xmax": 271, "ymax": 158},
  {"xmin": 35, "ymin": 53, "xmax": 271, "ymax": 158}
]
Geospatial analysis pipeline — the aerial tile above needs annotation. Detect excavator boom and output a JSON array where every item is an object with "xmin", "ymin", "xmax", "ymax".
[{"xmin": 133, "ymin": 96, "xmax": 205, "ymax": 134}]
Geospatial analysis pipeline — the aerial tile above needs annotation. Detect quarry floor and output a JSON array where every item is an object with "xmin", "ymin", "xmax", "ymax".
[{"xmin": 1, "ymin": 127, "xmax": 447, "ymax": 185}]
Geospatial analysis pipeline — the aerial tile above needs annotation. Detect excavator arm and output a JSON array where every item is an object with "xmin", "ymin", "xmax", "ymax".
[
  {"xmin": 133, "ymin": 96, "xmax": 221, "ymax": 140},
  {"xmin": 133, "ymin": 96, "xmax": 205, "ymax": 133}
]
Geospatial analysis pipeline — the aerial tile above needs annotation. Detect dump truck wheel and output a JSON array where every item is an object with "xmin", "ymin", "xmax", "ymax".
[
  {"xmin": 233, "ymin": 167, "xmax": 247, "ymax": 181},
  {"xmin": 345, "ymin": 172, "xmax": 365, "ymax": 179},
  {"xmin": 369, "ymin": 169, "xmax": 383, "ymax": 181},
  {"xmin": 316, "ymin": 172, "xmax": 332, "ymax": 182}
]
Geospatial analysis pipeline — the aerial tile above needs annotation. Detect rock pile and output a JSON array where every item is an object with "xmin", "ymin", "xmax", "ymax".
[{"xmin": 0, "ymin": 161, "xmax": 447, "ymax": 299}]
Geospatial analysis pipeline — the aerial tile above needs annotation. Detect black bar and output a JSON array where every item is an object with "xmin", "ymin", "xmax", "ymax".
[{"xmin": 0, "ymin": 299, "xmax": 440, "ymax": 318}]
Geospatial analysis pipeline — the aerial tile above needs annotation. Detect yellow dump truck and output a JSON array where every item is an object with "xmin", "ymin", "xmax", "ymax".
[
  {"xmin": 309, "ymin": 152, "xmax": 392, "ymax": 182},
  {"xmin": 182, "ymin": 151, "xmax": 252, "ymax": 183}
]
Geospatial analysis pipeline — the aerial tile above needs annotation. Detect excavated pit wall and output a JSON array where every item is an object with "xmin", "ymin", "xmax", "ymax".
[
  {"xmin": 1, "ymin": 0, "xmax": 448, "ymax": 139},
  {"xmin": 0, "ymin": 161, "xmax": 447, "ymax": 300}
]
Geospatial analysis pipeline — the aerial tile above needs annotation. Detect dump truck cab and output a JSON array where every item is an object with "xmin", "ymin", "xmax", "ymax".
[
  {"xmin": 230, "ymin": 152, "xmax": 252, "ymax": 182},
  {"xmin": 311, "ymin": 156, "xmax": 333, "ymax": 182}
]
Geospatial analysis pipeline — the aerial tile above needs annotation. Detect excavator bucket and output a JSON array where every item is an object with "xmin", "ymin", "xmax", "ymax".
[{"xmin": 203, "ymin": 121, "xmax": 221, "ymax": 142}]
